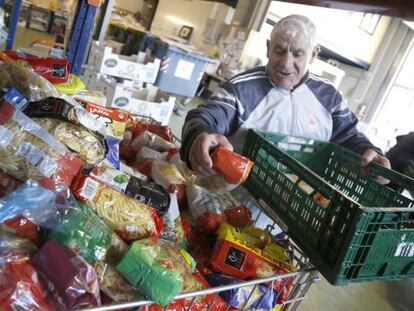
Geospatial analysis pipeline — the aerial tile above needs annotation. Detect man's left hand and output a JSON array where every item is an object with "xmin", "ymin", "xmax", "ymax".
[{"xmin": 361, "ymin": 149, "xmax": 391, "ymax": 185}]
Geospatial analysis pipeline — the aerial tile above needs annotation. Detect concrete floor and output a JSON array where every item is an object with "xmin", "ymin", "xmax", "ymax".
[{"xmin": 1, "ymin": 24, "xmax": 55, "ymax": 50}]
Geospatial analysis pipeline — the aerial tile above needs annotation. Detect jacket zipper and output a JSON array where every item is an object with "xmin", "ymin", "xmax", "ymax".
[{"xmin": 290, "ymin": 91, "xmax": 296, "ymax": 135}]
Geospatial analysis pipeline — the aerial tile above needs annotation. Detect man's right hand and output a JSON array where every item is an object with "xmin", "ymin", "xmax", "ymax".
[{"xmin": 189, "ymin": 133, "xmax": 233, "ymax": 175}]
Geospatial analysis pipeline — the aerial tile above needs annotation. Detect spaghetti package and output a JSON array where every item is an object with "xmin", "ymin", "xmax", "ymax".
[
  {"xmin": 211, "ymin": 224, "xmax": 294, "ymax": 280},
  {"xmin": 89, "ymin": 166, "xmax": 170, "ymax": 217},
  {"xmin": 31, "ymin": 240, "xmax": 101, "ymax": 310},
  {"xmin": 116, "ymin": 239, "xmax": 192, "ymax": 306},
  {"xmin": 1, "ymin": 51, "xmax": 70, "ymax": 84},
  {"xmin": 211, "ymin": 147, "xmax": 254, "ymax": 185},
  {"xmin": 0, "ymin": 97, "xmax": 82, "ymax": 187},
  {"xmin": 152, "ymin": 160, "xmax": 187, "ymax": 208},
  {"xmin": 160, "ymin": 193, "xmax": 184, "ymax": 244},
  {"xmin": 71, "ymin": 174, "xmax": 162, "ymax": 241},
  {"xmin": 47, "ymin": 201, "xmax": 128, "ymax": 265},
  {"xmin": 166, "ymin": 148, "xmax": 194, "ymax": 181},
  {"xmin": 0, "ymin": 260, "xmax": 55, "ymax": 311}
]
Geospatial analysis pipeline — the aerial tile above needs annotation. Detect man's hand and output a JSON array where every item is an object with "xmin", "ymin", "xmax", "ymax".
[
  {"xmin": 361, "ymin": 149, "xmax": 391, "ymax": 185},
  {"xmin": 189, "ymin": 133, "xmax": 233, "ymax": 175}
]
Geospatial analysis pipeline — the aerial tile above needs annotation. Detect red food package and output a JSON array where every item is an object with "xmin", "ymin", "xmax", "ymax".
[
  {"xmin": 129, "ymin": 118, "xmax": 174, "ymax": 143},
  {"xmin": 210, "ymin": 224, "xmax": 294, "ymax": 280},
  {"xmin": 71, "ymin": 174, "xmax": 163, "ymax": 241},
  {"xmin": 130, "ymin": 130, "xmax": 176, "ymax": 152},
  {"xmin": 2, "ymin": 51, "xmax": 70, "ymax": 84},
  {"xmin": 211, "ymin": 147, "xmax": 254, "ymax": 185},
  {"xmin": 0, "ymin": 260, "xmax": 55, "ymax": 311},
  {"xmin": 0, "ymin": 169, "xmax": 22, "ymax": 198},
  {"xmin": 3, "ymin": 216, "xmax": 40, "ymax": 244},
  {"xmin": 31, "ymin": 240, "xmax": 101, "ymax": 309},
  {"xmin": 130, "ymin": 159, "xmax": 154, "ymax": 178}
]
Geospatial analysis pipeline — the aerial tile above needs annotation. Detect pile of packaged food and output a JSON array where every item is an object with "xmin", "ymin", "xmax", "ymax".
[{"xmin": 0, "ymin": 51, "xmax": 297, "ymax": 311}]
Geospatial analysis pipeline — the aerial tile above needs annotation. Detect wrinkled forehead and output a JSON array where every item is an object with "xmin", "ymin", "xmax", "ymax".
[{"xmin": 270, "ymin": 24, "xmax": 313, "ymax": 51}]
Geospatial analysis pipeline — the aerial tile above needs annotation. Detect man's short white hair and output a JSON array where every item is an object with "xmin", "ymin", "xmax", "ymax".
[{"xmin": 270, "ymin": 14, "xmax": 318, "ymax": 49}]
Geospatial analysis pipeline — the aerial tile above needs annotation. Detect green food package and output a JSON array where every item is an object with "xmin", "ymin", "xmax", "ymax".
[
  {"xmin": 116, "ymin": 240, "xmax": 184, "ymax": 306},
  {"xmin": 48, "ymin": 201, "xmax": 115, "ymax": 263}
]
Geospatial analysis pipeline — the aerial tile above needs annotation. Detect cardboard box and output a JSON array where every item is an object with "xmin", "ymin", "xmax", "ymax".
[
  {"xmin": 97, "ymin": 78, "xmax": 175, "ymax": 126},
  {"xmin": 89, "ymin": 41, "xmax": 160, "ymax": 84}
]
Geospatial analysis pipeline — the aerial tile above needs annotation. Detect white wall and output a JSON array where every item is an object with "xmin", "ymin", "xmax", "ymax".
[
  {"xmin": 150, "ymin": 0, "xmax": 233, "ymax": 53},
  {"xmin": 114, "ymin": 0, "xmax": 144, "ymax": 13},
  {"xmin": 268, "ymin": 1, "xmax": 391, "ymax": 64}
]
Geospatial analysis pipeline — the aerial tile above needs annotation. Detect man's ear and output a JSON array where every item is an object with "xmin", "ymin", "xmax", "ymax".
[
  {"xmin": 310, "ymin": 45, "xmax": 320, "ymax": 64},
  {"xmin": 266, "ymin": 39, "xmax": 270, "ymax": 58}
]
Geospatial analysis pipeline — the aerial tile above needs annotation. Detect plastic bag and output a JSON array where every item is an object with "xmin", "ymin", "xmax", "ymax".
[
  {"xmin": 47, "ymin": 201, "xmax": 128, "ymax": 265},
  {"xmin": 211, "ymin": 147, "xmax": 254, "ymax": 185},
  {"xmin": 129, "ymin": 117, "xmax": 174, "ymax": 143},
  {"xmin": 131, "ymin": 130, "xmax": 176, "ymax": 152},
  {"xmin": 0, "ymin": 169, "xmax": 22, "ymax": 198},
  {"xmin": 167, "ymin": 148, "xmax": 195, "ymax": 181},
  {"xmin": 71, "ymin": 174, "xmax": 163, "ymax": 241},
  {"xmin": 136, "ymin": 146, "xmax": 167, "ymax": 162},
  {"xmin": 1, "ymin": 50, "xmax": 70, "ymax": 84},
  {"xmin": 152, "ymin": 160, "xmax": 187, "ymax": 208},
  {"xmin": 160, "ymin": 193, "xmax": 184, "ymax": 244},
  {"xmin": 0, "ymin": 260, "xmax": 55, "ymax": 311},
  {"xmin": 31, "ymin": 240, "xmax": 101, "ymax": 309},
  {"xmin": 0, "ymin": 97, "xmax": 82, "ymax": 187},
  {"xmin": 210, "ymin": 224, "xmax": 294, "ymax": 280},
  {"xmin": 3, "ymin": 216, "xmax": 40, "ymax": 244},
  {"xmin": 89, "ymin": 165, "xmax": 170, "ymax": 217},
  {"xmin": 0, "ymin": 228, "xmax": 37, "ymax": 265},
  {"xmin": 116, "ymin": 239, "xmax": 192, "ymax": 306},
  {"xmin": 0, "ymin": 53, "xmax": 59, "ymax": 101}
]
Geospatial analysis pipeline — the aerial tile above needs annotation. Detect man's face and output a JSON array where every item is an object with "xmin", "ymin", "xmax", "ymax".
[{"xmin": 266, "ymin": 27, "xmax": 317, "ymax": 90}]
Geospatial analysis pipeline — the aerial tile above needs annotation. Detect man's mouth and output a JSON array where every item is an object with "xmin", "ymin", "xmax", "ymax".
[{"xmin": 277, "ymin": 71, "xmax": 291, "ymax": 77}]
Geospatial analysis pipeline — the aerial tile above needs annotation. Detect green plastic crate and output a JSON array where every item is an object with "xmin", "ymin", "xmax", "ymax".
[{"xmin": 243, "ymin": 129, "xmax": 414, "ymax": 285}]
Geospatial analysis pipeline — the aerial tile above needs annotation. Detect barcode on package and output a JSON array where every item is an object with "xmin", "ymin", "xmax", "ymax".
[
  {"xmin": 80, "ymin": 178, "xmax": 99, "ymax": 201},
  {"xmin": 394, "ymin": 242, "xmax": 414, "ymax": 257}
]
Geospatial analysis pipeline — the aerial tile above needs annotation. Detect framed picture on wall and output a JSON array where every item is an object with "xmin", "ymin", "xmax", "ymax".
[{"xmin": 178, "ymin": 25, "xmax": 194, "ymax": 41}]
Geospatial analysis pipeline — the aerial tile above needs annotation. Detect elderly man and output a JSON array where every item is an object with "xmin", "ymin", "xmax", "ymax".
[{"xmin": 180, "ymin": 14, "xmax": 390, "ymax": 177}]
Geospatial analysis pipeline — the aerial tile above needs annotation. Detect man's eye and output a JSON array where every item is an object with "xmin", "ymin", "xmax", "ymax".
[
  {"xmin": 294, "ymin": 51, "xmax": 305, "ymax": 57},
  {"xmin": 274, "ymin": 48, "xmax": 284, "ymax": 54}
]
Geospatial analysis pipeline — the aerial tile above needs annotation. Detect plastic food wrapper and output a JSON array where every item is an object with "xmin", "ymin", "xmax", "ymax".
[
  {"xmin": 34, "ymin": 117, "xmax": 107, "ymax": 165},
  {"xmin": 160, "ymin": 193, "xmax": 184, "ymax": 244},
  {"xmin": 0, "ymin": 228, "xmax": 37, "ymax": 265},
  {"xmin": 0, "ymin": 87, "xmax": 28, "ymax": 110},
  {"xmin": 211, "ymin": 224, "xmax": 294, "ymax": 280},
  {"xmin": 119, "ymin": 130, "xmax": 135, "ymax": 162},
  {"xmin": 152, "ymin": 160, "xmax": 187, "ymax": 208},
  {"xmin": 116, "ymin": 239, "xmax": 192, "ymax": 306},
  {"xmin": 129, "ymin": 117, "xmax": 174, "ymax": 143},
  {"xmin": 1, "ymin": 50, "xmax": 70, "ymax": 84},
  {"xmin": 119, "ymin": 162, "xmax": 148, "ymax": 180},
  {"xmin": 47, "ymin": 201, "xmax": 128, "ymax": 265},
  {"xmin": 71, "ymin": 174, "xmax": 163, "ymax": 241},
  {"xmin": 73, "ymin": 90, "xmax": 107, "ymax": 107},
  {"xmin": 0, "ymin": 97, "xmax": 82, "ymax": 187},
  {"xmin": 130, "ymin": 130, "xmax": 176, "ymax": 152},
  {"xmin": 136, "ymin": 146, "xmax": 167, "ymax": 162},
  {"xmin": 211, "ymin": 147, "xmax": 254, "ymax": 185},
  {"xmin": 0, "ymin": 54, "xmax": 59, "ymax": 101},
  {"xmin": 130, "ymin": 159, "xmax": 154, "ymax": 179},
  {"xmin": 89, "ymin": 166, "xmax": 170, "ymax": 217},
  {"xmin": 167, "ymin": 148, "xmax": 195, "ymax": 181},
  {"xmin": 55, "ymin": 74, "xmax": 85, "ymax": 95},
  {"xmin": 31, "ymin": 240, "xmax": 101, "ymax": 309},
  {"xmin": 94, "ymin": 261, "xmax": 143, "ymax": 303},
  {"xmin": 205, "ymin": 273, "xmax": 278, "ymax": 310},
  {"xmin": 0, "ymin": 169, "xmax": 22, "ymax": 198},
  {"xmin": 0, "ymin": 260, "xmax": 55, "ymax": 311},
  {"xmin": 3, "ymin": 215, "xmax": 40, "ymax": 244}
]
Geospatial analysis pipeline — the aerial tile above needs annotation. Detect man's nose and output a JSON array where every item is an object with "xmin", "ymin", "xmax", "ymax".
[{"xmin": 279, "ymin": 52, "xmax": 293, "ymax": 67}]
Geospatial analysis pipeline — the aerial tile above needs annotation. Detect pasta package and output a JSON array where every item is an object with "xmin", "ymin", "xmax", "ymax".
[
  {"xmin": 94, "ymin": 261, "xmax": 143, "ymax": 303},
  {"xmin": 166, "ymin": 148, "xmax": 195, "ymax": 181},
  {"xmin": 129, "ymin": 116, "xmax": 174, "ymax": 143},
  {"xmin": 1, "ymin": 50, "xmax": 70, "ymax": 84},
  {"xmin": 152, "ymin": 160, "xmax": 187, "ymax": 208},
  {"xmin": 0, "ymin": 228, "xmax": 37, "ymax": 266},
  {"xmin": 89, "ymin": 166, "xmax": 170, "ymax": 217},
  {"xmin": 210, "ymin": 224, "xmax": 294, "ymax": 280},
  {"xmin": 116, "ymin": 239, "xmax": 192, "ymax": 306},
  {"xmin": 130, "ymin": 130, "xmax": 176, "ymax": 153},
  {"xmin": 31, "ymin": 240, "xmax": 101, "ymax": 310},
  {"xmin": 0, "ymin": 55, "xmax": 59, "ymax": 101},
  {"xmin": 0, "ymin": 169, "xmax": 22, "ymax": 198},
  {"xmin": 160, "ymin": 193, "xmax": 184, "ymax": 244},
  {"xmin": 0, "ymin": 98, "xmax": 82, "ymax": 187},
  {"xmin": 211, "ymin": 147, "xmax": 254, "ymax": 185},
  {"xmin": 0, "ymin": 260, "xmax": 55, "ymax": 311},
  {"xmin": 35, "ymin": 118, "xmax": 107, "ymax": 165},
  {"xmin": 3, "ymin": 215, "xmax": 40, "ymax": 244},
  {"xmin": 47, "ymin": 201, "xmax": 128, "ymax": 265},
  {"xmin": 71, "ymin": 174, "xmax": 163, "ymax": 241}
]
